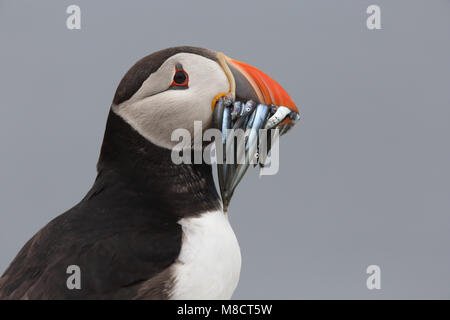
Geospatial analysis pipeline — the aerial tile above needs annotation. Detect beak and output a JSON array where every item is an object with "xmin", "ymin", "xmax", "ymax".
[
  {"xmin": 213, "ymin": 53, "xmax": 300, "ymax": 213},
  {"xmin": 220, "ymin": 54, "xmax": 298, "ymax": 115}
]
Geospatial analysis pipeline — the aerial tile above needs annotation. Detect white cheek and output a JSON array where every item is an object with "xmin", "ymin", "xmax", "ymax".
[
  {"xmin": 120, "ymin": 91, "xmax": 213, "ymax": 147},
  {"xmin": 113, "ymin": 53, "xmax": 230, "ymax": 150}
]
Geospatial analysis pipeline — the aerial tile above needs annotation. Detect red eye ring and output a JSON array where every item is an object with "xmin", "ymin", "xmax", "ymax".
[{"xmin": 171, "ymin": 64, "xmax": 189, "ymax": 87}]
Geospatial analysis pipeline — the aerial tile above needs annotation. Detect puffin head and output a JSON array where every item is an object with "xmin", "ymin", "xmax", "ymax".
[{"xmin": 111, "ymin": 46, "xmax": 298, "ymax": 150}]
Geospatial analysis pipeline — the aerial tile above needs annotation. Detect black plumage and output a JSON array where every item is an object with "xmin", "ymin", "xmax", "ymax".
[{"xmin": 0, "ymin": 47, "xmax": 221, "ymax": 299}]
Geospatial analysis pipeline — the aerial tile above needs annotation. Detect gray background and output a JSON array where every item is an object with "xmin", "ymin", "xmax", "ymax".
[{"xmin": 1, "ymin": 0, "xmax": 449, "ymax": 299}]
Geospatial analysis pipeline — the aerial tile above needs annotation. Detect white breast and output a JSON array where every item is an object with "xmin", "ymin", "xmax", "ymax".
[{"xmin": 170, "ymin": 210, "xmax": 241, "ymax": 300}]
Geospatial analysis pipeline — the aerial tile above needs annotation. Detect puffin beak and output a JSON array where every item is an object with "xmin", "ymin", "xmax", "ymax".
[
  {"xmin": 213, "ymin": 53, "xmax": 300, "ymax": 212},
  {"xmin": 223, "ymin": 55, "xmax": 298, "ymax": 115}
]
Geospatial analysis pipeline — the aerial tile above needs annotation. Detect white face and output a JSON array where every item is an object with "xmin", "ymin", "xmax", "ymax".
[{"xmin": 112, "ymin": 53, "xmax": 230, "ymax": 149}]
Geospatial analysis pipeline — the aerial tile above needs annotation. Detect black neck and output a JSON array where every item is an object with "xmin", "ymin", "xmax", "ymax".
[{"xmin": 93, "ymin": 111, "xmax": 221, "ymax": 219}]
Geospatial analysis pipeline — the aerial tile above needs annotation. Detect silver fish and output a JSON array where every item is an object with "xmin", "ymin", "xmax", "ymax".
[
  {"xmin": 213, "ymin": 98, "xmax": 299, "ymax": 212},
  {"xmin": 264, "ymin": 106, "xmax": 292, "ymax": 129}
]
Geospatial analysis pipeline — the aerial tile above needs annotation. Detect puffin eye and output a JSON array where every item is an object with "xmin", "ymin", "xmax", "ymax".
[
  {"xmin": 171, "ymin": 63, "xmax": 189, "ymax": 88},
  {"xmin": 173, "ymin": 71, "xmax": 187, "ymax": 84}
]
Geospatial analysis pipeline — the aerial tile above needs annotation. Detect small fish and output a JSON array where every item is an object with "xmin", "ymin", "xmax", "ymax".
[
  {"xmin": 241, "ymin": 100, "xmax": 256, "ymax": 116},
  {"xmin": 221, "ymin": 107, "xmax": 232, "ymax": 186},
  {"xmin": 229, "ymin": 104, "xmax": 269, "ymax": 192},
  {"xmin": 231, "ymin": 101, "xmax": 242, "ymax": 120},
  {"xmin": 213, "ymin": 98, "xmax": 298, "ymax": 211},
  {"xmin": 213, "ymin": 98, "xmax": 226, "ymax": 130},
  {"xmin": 290, "ymin": 112, "xmax": 301, "ymax": 122},
  {"xmin": 264, "ymin": 106, "xmax": 292, "ymax": 129},
  {"xmin": 222, "ymin": 107, "xmax": 232, "ymax": 143}
]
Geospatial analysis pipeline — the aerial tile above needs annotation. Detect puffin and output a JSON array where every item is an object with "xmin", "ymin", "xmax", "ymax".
[{"xmin": 0, "ymin": 46, "xmax": 298, "ymax": 300}]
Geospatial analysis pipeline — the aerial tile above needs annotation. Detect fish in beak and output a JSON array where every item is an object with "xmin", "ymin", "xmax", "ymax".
[{"xmin": 212, "ymin": 53, "xmax": 300, "ymax": 212}]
